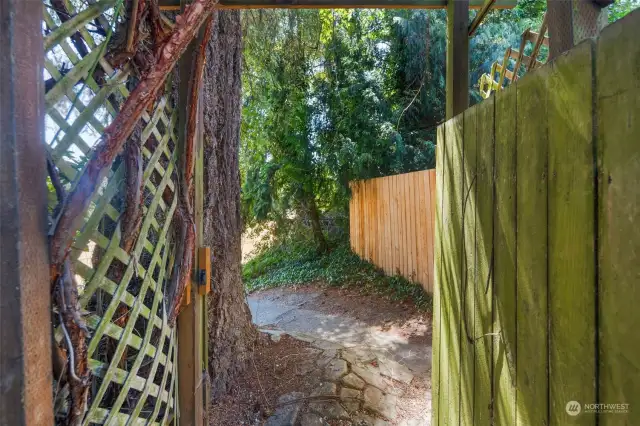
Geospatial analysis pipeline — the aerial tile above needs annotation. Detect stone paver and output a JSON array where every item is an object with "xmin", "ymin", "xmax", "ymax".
[
  {"xmin": 249, "ymin": 288, "xmax": 432, "ymax": 425},
  {"xmin": 342, "ymin": 347, "xmax": 377, "ymax": 365},
  {"xmin": 289, "ymin": 331, "xmax": 317, "ymax": 343},
  {"xmin": 342, "ymin": 373, "xmax": 365, "ymax": 390},
  {"xmin": 340, "ymin": 387, "xmax": 361, "ymax": 412},
  {"xmin": 351, "ymin": 364, "xmax": 388, "ymax": 391},
  {"xmin": 353, "ymin": 414, "xmax": 390, "ymax": 426},
  {"xmin": 299, "ymin": 412, "xmax": 328, "ymax": 426},
  {"xmin": 363, "ymin": 386, "xmax": 398, "ymax": 420},
  {"xmin": 325, "ymin": 359, "xmax": 348, "ymax": 381},
  {"xmin": 377, "ymin": 356, "xmax": 414, "ymax": 384},
  {"xmin": 309, "ymin": 401, "xmax": 348, "ymax": 419},
  {"xmin": 265, "ymin": 391, "xmax": 304, "ymax": 426},
  {"xmin": 313, "ymin": 339, "xmax": 344, "ymax": 351},
  {"xmin": 311, "ymin": 382, "xmax": 337, "ymax": 397}
]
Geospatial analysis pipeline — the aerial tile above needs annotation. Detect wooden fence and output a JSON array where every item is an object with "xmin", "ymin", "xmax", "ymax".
[
  {"xmin": 432, "ymin": 10, "xmax": 639, "ymax": 426},
  {"xmin": 349, "ymin": 170, "xmax": 436, "ymax": 292}
]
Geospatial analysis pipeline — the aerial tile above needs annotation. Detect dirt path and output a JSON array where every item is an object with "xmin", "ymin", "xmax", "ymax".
[
  {"xmin": 248, "ymin": 285, "xmax": 432, "ymax": 375},
  {"xmin": 224, "ymin": 284, "xmax": 434, "ymax": 426}
]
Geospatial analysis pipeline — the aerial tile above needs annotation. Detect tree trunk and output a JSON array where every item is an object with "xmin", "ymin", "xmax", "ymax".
[
  {"xmin": 305, "ymin": 194, "xmax": 328, "ymax": 253},
  {"xmin": 203, "ymin": 10, "xmax": 256, "ymax": 399}
]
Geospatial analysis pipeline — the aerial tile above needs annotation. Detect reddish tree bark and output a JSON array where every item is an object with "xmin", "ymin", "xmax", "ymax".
[{"xmin": 167, "ymin": 15, "xmax": 214, "ymax": 326}]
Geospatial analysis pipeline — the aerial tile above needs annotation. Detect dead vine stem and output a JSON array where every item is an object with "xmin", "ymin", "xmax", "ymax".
[{"xmin": 168, "ymin": 15, "xmax": 214, "ymax": 325}]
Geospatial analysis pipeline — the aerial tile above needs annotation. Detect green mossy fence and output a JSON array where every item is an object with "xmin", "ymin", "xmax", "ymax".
[
  {"xmin": 44, "ymin": 1, "xmax": 179, "ymax": 423},
  {"xmin": 432, "ymin": 9, "xmax": 639, "ymax": 426}
]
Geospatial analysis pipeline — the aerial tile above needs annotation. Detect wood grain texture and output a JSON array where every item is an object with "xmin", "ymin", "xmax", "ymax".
[
  {"xmin": 515, "ymin": 65, "xmax": 549, "ymax": 426},
  {"xmin": 492, "ymin": 84, "xmax": 517, "ymax": 426},
  {"xmin": 597, "ymin": 9, "xmax": 640, "ymax": 426},
  {"xmin": 443, "ymin": 115, "xmax": 464, "ymax": 426},
  {"xmin": 548, "ymin": 40, "xmax": 596, "ymax": 426},
  {"xmin": 461, "ymin": 102, "xmax": 478, "ymax": 426},
  {"xmin": 433, "ymin": 126, "xmax": 445, "ymax": 426},
  {"xmin": 431, "ymin": 13, "xmax": 640, "ymax": 425},
  {"xmin": 474, "ymin": 95, "xmax": 494, "ymax": 426}
]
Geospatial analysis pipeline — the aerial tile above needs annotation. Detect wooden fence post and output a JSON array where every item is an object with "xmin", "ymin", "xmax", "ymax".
[
  {"xmin": 446, "ymin": 0, "xmax": 470, "ymax": 119},
  {"xmin": 0, "ymin": 1, "xmax": 53, "ymax": 424},
  {"xmin": 177, "ymin": 2, "xmax": 208, "ymax": 423}
]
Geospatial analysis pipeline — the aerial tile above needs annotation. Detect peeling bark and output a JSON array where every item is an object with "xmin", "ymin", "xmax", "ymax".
[
  {"xmin": 55, "ymin": 260, "xmax": 90, "ymax": 426},
  {"xmin": 167, "ymin": 203, "xmax": 195, "ymax": 326},
  {"xmin": 49, "ymin": 0, "xmax": 219, "ymax": 284},
  {"xmin": 167, "ymin": 16, "xmax": 214, "ymax": 325},
  {"xmin": 184, "ymin": 15, "xmax": 215, "ymax": 215},
  {"xmin": 121, "ymin": 126, "xmax": 144, "ymax": 253}
]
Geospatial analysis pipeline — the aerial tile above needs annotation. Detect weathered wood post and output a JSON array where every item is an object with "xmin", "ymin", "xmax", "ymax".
[
  {"xmin": 0, "ymin": 0, "xmax": 53, "ymax": 424},
  {"xmin": 446, "ymin": 0, "xmax": 470, "ymax": 119},
  {"xmin": 176, "ymin": 2, "xmax": 208, "ymax": 425},
  {"xmin": 546, "ymin": 0, "xmax": 609, "ymax": 60}
]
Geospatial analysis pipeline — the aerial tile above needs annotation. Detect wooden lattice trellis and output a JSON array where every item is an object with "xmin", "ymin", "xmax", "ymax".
[{"xmin": 44, "ymin": 0, "xmax": 179, "ymax": 423}]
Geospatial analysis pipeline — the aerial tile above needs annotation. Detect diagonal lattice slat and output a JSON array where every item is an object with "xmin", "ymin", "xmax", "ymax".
[{"xmin": 44, "ymin": 1, "xmax": 179, "ymax": 424}]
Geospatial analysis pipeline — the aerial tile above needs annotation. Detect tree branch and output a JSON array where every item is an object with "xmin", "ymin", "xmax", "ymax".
[{"xmin": 49, "ymin": 0, "xmax": 219, "ymax": 282}]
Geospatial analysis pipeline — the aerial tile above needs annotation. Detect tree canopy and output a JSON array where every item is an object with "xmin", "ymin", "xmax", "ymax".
[{"xmin": 239, "ymin": 2, "xmax": 637, "ymax": 244}]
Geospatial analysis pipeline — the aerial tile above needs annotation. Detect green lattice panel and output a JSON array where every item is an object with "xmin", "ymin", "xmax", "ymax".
[{"xmin": 44, "ymin": 1, "xmax": 179, "ymax": 424}]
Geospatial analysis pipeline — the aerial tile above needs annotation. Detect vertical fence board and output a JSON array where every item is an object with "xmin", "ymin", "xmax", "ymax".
[
  {"xmin": 403, "ymin": 174, "xmax": 410, "ymax": 277},
  {"xmin": 461, "ymin": 104, "xmax": 478, "ymax": 426},
  {"xmin": 433, "ymin": 126, "xmax": 445, "ymax": 426},
  {"xmin": 385, "ymin": 177, "xmax": 391, "ymax": 274},
  {"xmin": 443, "ymin": 115, "xmax": 464, "ymax": 426},
  {"xmin": 363, "ymin": 180, "xmax": 369, "ymax": 260},
  {"xmin": 418, "ymin": 171, "xmax": 428, "ymax": 289},
  {"xmin": 392, "ymin": 175, "xmax": 400, "ymax": 275},
  {"xmin": 597, "ymin": 10, "xmax": 640, "ymax": 426},
  {"xmin": 548, "ymin": 40, "xmax": 596, "ymax": 426},
  {"xmin": 430, "ymin": 170, "xmax": 436, "ymax": 292},
  {"xmin": 401, "ymin": 176, "xmax": 408, "ymax": 277},
  {"xmin": 475, "ymin": 95, "xmax": 495, "ymax": 425},
  {"xmin": 408, "ymin": 173, "xmax": 422, "ymax": 281},
  {"xmin": 379, "ymin": 178, "xmax": 386, "ymax": 273},
  {"xmin": 493, "ymin": 85, "xmax": 517, "ymax": 426},
  {"xmin": 422, "ymin": 171, "xmax": 431, "ymax": 290},
  {"xmin": 360, "ymin": 180, "xmax": 364, "ymax": 256},
  {"xmin": 416, "ymin": 172, "xmax": 422, "ymax": 281},
  {"xmin": 515, "ymin": 67, "xmax": 549, "ymax": 426}
]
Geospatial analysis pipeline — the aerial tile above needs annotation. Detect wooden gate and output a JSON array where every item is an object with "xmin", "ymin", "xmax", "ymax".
[{"xmin": 432, "ymin": 10, "xmax": 640, "ymax": 426}]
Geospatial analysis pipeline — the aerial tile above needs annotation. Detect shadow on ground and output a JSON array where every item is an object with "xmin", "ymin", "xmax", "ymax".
[{"xmin": 248, "ymin": 285, "xmax": 432, "ymax": 375}]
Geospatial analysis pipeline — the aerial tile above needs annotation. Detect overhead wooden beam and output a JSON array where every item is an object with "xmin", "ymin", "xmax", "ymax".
[
  {"xmin": 468, "ymin": 0, "xmax": 495, "ymax": 36},
  {"xmin": 446, "ymin": 0, "xmax": 469, "ymax": 119},
  {"xmin": 159, "ymin": 0, "xmax": 516, "ymax": 10}
]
